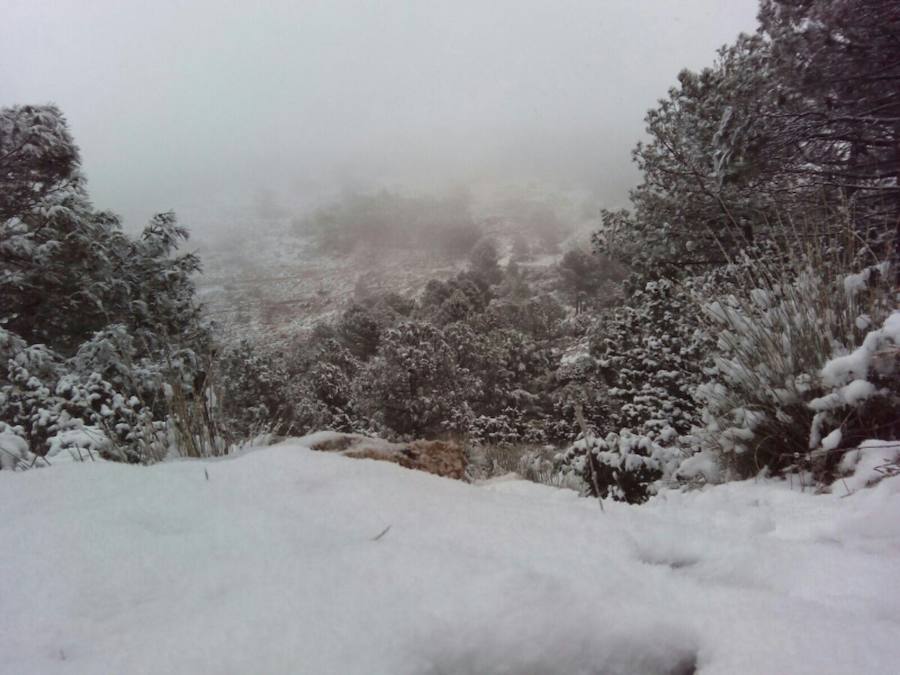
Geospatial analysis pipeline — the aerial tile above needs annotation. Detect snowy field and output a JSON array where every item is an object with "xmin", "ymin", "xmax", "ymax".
[{"xmin": 2, "ymin": 441, "xmax": 899, "ymax": 675}]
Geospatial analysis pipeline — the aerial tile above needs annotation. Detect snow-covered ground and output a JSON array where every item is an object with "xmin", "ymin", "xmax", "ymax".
[{"xmin": 2, "ymin": 441, "xmax": 899, "ymax": 675}]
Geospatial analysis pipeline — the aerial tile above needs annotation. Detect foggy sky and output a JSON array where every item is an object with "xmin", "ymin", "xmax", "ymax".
[{"xmin": 2, "ymin": 0, "xmax": 760, "ymax": 229}]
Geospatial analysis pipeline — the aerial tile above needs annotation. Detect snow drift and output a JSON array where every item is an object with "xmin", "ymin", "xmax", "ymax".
[{"xmin": 2, "ymin": 440, "xmax": 899, "ymax": 674}]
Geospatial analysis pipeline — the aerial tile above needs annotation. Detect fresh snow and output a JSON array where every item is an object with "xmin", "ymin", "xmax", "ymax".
[
  {"xmin": 820, "ymin": 310, "xmax": 900, "ymax": 387},
  {"xmin": 835, "ymin": 439, "xmax": 900, "ymax": 495},
  {"xmin": 2, "ymin": 441, "xmax": 900, "ymax": 675}
]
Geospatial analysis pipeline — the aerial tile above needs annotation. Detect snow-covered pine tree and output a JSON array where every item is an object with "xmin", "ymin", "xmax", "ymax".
[{"xmin": 1, "ymin": 104, "xmax": 211, "ymax": 465}]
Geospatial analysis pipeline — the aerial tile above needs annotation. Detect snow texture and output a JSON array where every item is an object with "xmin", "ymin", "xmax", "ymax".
[
  {"xmin": 820, "ymin": 310, "xmax": 900, "ymax": 387},
  {"xmin": 2, "ymin": 441, "xmax": 900, "ymax": 674},
  {"xmin": 835, "ymin": 439, "xmax": 900, "ymax": 495}
]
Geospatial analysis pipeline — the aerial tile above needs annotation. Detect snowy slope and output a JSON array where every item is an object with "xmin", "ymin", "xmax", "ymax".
[{"xmin": 2, "ymin": 442, "xmax": 899, "ymax": 675}]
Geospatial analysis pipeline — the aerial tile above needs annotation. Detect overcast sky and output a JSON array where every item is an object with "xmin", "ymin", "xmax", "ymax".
[{"xmin": 2, "ymin": 0, "xmax": 760, "ymax": 229}]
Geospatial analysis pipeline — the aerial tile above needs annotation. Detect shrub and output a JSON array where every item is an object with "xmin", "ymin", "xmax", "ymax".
[
  {"xmin": 0, "ymin": 327, "xmax": 169, "ymax": 465},
  {"xmin": 691, "ymin": 221, "xmax": 896, "ymax": 481},
  {"xmin": 557, "ymin": 276, "xmax": 715, "ymax": 502},
  {"xmin": 807, "ymin": 311, "xmax": 900, "ymax": 473},
  {"xmin": 354, "ymin": 321, "xmax": 471, "ymax": 438}
]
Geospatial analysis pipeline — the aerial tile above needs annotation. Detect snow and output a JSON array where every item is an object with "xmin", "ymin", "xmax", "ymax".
[
  {"xmin": 809, "ymin": 379, "xmax": 877, "ymax": 412},
  {"xmin": 821, "ymin": 427, "xmax": 842, "ymax": 452},
  {"xmin": 45, "ymin": 426, "xmax": 109, "ymax": 461},
  {"xmin": 0, "ymin": 429, "xmax": 30, "ymax": 470},
  {"xmin": 675, "ymin": 451, "xmax": 723, "ymax": 482},
  {"xmin": 820, "ymin": 310, "xmax": 900, "ymax": 387},
  {"xmin": 842, "ymin": 262, "xmax": 890, "ymax": 299},
  {"xmin": 835, "ymin": 439, "xmax": 900, "ymax": 495},
  {"xmin": 2, "ymin": 442, "xmax": 900, "ymax": 674},
  {"xmin": 839, "ymin": 378, "xmax": 877, "ymax": 406}
]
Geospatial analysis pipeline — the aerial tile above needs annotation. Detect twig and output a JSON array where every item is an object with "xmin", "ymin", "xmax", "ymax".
[
  {"xmin": 574, "ymin": 401, "xmax": 605, "ymax": 512},
  {"xmin": 371, "ymin": 525, "xmax": 392, "ymax": 541}
]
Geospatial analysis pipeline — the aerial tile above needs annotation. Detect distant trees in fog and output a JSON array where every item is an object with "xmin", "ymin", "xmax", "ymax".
[
  {"xmin": 293, "ymin": 187, "xmax": 573, "ymax": 259},
  {"xmin": 293, "ymin": 189, "xmax": 482, "ymax": 257}
]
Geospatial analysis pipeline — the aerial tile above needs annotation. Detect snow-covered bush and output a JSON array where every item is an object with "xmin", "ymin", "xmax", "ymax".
[
  {"xmin": 476, "ymin": 293, "xmax": 567, "ymax": 342},
  {"xmin": 1, "ymin": 104, "xmax": 214, "ymax": 466},
  {"xmin": 355, "ymin": 321, "xmax": 471, "ymax": 438},
  {"xmin": 808, "ymin": 311, "xmax": 899, "ymax": 474},
  {"xmin": 467, "ymin": 441, "xmax": 582, "ymax": 488},
  {"xmin": 567, "ymin": 430, "xmax": 680, "ymax": 504},
  {"xmin": 0, "ymin": 327, "xmax": 167, "ymax": 466},
  {"xmin": 468, "ymin": 237, "xmax": 503, "ymax": 285},
  {"xmin": 417, "ymin": 273, "xmax": 492, "ymax": 327},
  {"xmin": 293, "ymin": 349, "xmax": 367, "ymax": 436},
  {"xmin": 559, "ymin": 276, "xmax": 714, "ymax": 501},
  {"xmin": 336, "ymin": 304, "xmax": 383, "ymax": 360},
  {"xmin": 468, "ymin": 407, "xmax": 548, "ymax": 448},
  {"xmin": 218, "ymin": 340, "xmax": 294, "ymax": 437},
  {"xmin": 556, "ymin": 248, "xmax": 622, "ymax": 311},
  {"xmin": 831, "ymin": 439, "xmax": 900, "ymax": 494},
  {"xmin": 693, "ymin": 232, "xmax": 896, "ymax": 481}
]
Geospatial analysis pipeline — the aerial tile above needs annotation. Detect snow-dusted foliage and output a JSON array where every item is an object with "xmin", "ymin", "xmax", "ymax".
[
  {"xmin": 295, "ymin": 337, "xmax": 366, "ymax": 435},
  {"xmin": 558, "ymin": 276, "xmax": 714, "ymax": 501},
  {"xmin": 1, "ymin": 104, "xmax": 211, "ymax": 467},
  {"xmin": 467, "ymin": 237, "xmax": 503, "ymax": 286},
  {"xmin": 568, "ymin": 430, "xmax": 683, "ymax": 504},
  {"xmin": 355, "ymin": 321, "xmax": 469, "ymax": 438},
  {"xmin": 417, "ymin": 271, "xmax": 492, "ymax": 326},
  {"xmin": 810, "ymin": 311, "xmax": 900, "ymax": 477},
  {"xmin": 693, "ymin": 247, "xmax": 896, "ymax": 480},
  {"xmin": 556, "ymin": 248, "xmax": 622, "ymax": 312},
  {"xmin": 0, "ymin": 326, "xmax": 167, "ymax": 467},
  {"xmin": 596, "ymin": 1, "xmax": 899, "ymax": 274},
  {"xmin": 832, "ymin": 439, "xmax": 900, "ymax": 494},
  {"xmin": 217, "ymin": 340, "xmax": 295, "ymax": 437},
  {"xmin": 580, "ymin": 0, "xmax": 900, "ymax": 492}
]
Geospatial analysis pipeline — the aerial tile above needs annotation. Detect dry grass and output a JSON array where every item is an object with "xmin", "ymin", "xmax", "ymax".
[
  {"xmin": 471, "ymin": 442, "xmax": 585, "ymax": 490},
  {"xmin": 166, "ymin": 365, "xmax": 231, "ymax": 459},
  {"xmin": 693, "ymin": 207, "xmax": 896, "ymax": 478}
]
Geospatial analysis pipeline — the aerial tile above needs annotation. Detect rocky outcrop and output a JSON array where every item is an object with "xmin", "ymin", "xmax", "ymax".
[{"xmin": 302, "ymin": 432, "xmax": 467, "ymax": 480}]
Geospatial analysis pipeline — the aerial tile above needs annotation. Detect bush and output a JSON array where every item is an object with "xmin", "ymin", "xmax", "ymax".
[
  {"xmin": 354, "ymin": 321, "xmax": 471, "ymax": 438},
  {"xmin": 556, "ymin": 276, "xmax": 714, "ymax": 502},
  {"xmin": 566, "ymin": 431, "xmax": 675, "ymax": 504},
  {"xmin": 691, "ymin": 222, "xmax": 896, "ymax": 481},
  {"xmin": 0, "ymin": 326, "xmax": 170, "ymax": 465}
]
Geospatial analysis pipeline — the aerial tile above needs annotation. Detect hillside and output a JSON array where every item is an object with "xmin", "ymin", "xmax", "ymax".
[
  {"xmin": 189, "ymin": 184, "xmax": 595, "ymax": 344},
  {"xmin": 195, "ymin": 221, "xmax": 470, "ymax": 343}
]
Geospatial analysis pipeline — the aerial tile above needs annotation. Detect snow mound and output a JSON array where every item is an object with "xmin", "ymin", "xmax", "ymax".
[
  {"xmin": 834, "ymin": 439, "xmax": 900, "ymax": 494},
  {"xmin": 2, "ymin": 441, "xmax": 900, "ymax": 674},
  {"xmin": 820, "ymin": 310, "xmax": 900, "ymax": 387}
]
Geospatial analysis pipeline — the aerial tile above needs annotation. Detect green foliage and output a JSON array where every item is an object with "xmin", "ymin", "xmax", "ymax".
[{"xmin": 1, "ymin": 104, "xmax": 211, "ymax": 465}]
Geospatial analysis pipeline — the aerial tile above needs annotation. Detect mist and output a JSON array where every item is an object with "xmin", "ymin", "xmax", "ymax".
[{"xmin": 2, "ymin": 0, "xmax": 759, "ymax": 230}]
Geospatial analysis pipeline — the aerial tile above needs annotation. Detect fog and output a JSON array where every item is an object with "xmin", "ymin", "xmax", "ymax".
[{"xmin": 2, "ymin": 0, "xmax": 759, "ymax": 230}]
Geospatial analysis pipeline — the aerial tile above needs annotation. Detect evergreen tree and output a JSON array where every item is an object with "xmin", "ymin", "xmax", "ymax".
[{"xmin": 1, "ymin": 104, "xmax": 209, "ymax": 464}]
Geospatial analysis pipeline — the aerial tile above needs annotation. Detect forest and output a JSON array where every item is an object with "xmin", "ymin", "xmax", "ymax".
[{"xmin": 3, "ymin": 0, "xmax": 896, "ymax": 501}]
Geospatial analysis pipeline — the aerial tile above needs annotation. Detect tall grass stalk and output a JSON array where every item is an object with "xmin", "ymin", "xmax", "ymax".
[{"xmin": 692, "ymin": 206, "xmax": 896, "ymax": 479}]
